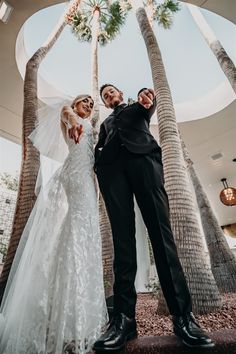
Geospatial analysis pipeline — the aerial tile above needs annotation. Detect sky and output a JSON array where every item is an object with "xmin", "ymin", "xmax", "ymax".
[{"xmin": 22, "ymin": 1, "xmax": 236, "ymax": 103}]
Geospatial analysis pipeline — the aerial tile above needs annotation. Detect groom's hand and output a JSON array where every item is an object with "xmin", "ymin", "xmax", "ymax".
[
  {"xmin": 138, "ymin": 89, "xmax": 155, "ymax": 109},
  {"xmin": 69, "ymin": 124, "xmax": 84, "ymax": 144}
]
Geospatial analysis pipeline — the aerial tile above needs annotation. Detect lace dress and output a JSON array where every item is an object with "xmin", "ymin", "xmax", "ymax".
[{"xmin": 0, "ymin": 117, "xmax": 107, "ymax": 354}]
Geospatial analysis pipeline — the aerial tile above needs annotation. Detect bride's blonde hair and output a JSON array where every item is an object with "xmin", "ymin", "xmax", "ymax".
[{"xmin": 71, "ymin": 94, "xmax": 94, "ymax": 109}]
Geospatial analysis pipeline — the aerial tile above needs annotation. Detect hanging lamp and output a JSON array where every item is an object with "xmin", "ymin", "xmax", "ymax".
[{"xmin": 219, "ymin": 178, "xmax": 236, "ymax": 206}]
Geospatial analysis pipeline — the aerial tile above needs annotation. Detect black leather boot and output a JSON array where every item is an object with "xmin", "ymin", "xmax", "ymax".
[
  {"xmin": 173, "ymin": 312, "xmax": 214, "ymax": 348},
  {"xmin": 93, "ymin": 313, "xmax": 137, "ymax": 351}
]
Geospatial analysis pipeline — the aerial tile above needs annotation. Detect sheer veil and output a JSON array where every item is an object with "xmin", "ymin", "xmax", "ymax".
[{"xmin": 0, "ymin": 96, "xmax": 73, "ymax": 313}]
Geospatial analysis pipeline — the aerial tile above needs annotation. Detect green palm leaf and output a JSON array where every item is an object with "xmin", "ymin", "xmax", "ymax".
[{"xmin": 69, "ymin": 0, "xmax": 130, "ymax": 46}]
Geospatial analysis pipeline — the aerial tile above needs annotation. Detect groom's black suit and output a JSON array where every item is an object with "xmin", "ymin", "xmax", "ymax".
[{"xmin": 95, "ymin": 95, "xmax": 192, "ymax": 319}]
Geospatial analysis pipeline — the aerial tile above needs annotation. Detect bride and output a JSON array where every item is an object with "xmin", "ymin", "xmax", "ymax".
[{"xmin": 0, "ymin": 94, "xmax": 107, "ymax": 354}]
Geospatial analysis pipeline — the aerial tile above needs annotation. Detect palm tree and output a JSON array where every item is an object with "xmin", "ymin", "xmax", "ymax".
[
  {"xmin": 181, "ymin": 138, "xmax": 236, "ymax": 293},
  {"xmin": 68, "ymin": 0, "xmax": 127, "ymax": 137},
  {"xmin": 130, "ymin": 0, "xmax": 221, "ymax": 314},
  {"xmin": 0, "ymin": 0, "xmax": 81, "ymax": 302},
  {"xmin": 67, "ymin": 1, "xmax": 128, "ymax": 296},
  {"xmin": 187, "ymin": 3, "xmax": 236, "ymax": 94},
  {"xmin": 175, "ymin": 3, "xmax": 236, "ymax": 293},
  {"xmin": 180, "ymin": 3, "xmax": 236, "ymax": 293}
]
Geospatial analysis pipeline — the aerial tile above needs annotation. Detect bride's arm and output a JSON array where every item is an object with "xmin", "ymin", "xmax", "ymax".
[
  {"xmin": 60, "ymin": 106, "xmax": 83, "ymax": 143},
  {"xmin": 61, "ymin": 106, "xmax": 78, "ymax": 126}
]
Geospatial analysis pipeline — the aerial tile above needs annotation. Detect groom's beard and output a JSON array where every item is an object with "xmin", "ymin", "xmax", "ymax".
[
  {"xmin": 112, "ymin": 101, "xmax": 120, "ymax": 109},
  {"xmin": 109, "ymin": 94, "xmax": 123, "ymax": 109}
]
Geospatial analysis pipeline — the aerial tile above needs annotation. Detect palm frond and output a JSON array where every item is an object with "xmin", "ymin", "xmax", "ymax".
[
  {"xmin": 164, "ymin": 0, "xmax": 180, "ymax": 13},
  {"xmin": 154, "ymin": 7, "xmax": 172, "ymax": 29},
  {"xmin": 72, "ymin": 12, "xmax": 92, "ymax": 42},
  {"xmin": 153, "ymin": 0, "xmax": 180, "ymax": 29},
  {"xmin": 69, "ymin": 0, "xmax": 129, "ymax": 45},
  {"xmin": 98, "ymin": 30, "xmax": 111, "ymax": 45},
  {"xmin": 103, "ymin": 2, "xmax": 126, "ymax": 39},
  {"xmin": 119, "ymin": 0, "xmax": 132, "ymax": 13}
]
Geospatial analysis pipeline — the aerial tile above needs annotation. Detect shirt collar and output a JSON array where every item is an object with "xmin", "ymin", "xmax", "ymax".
[{"xmin": 113, "ymin": 103, "xmax": 127, "ymax": 113}]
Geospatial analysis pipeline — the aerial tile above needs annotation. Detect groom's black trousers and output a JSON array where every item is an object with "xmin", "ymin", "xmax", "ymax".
[{"xmin": 97, "ymin": 146, "xmax": 192, "ymax": 319}]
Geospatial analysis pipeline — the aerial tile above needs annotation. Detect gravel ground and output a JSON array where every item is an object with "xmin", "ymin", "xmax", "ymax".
[{"xmin": 136, "ymin": 293, "xmax": 236, "ymax": 336}]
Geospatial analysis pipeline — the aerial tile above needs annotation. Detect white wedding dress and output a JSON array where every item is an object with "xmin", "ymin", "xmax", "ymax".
[{"xmin": 0, "ymin": 116, "xmax": 107, "ymax": 354}]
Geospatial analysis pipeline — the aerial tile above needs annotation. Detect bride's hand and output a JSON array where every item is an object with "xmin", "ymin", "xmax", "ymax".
[{"xmin": 69, "ymin": 124, "xmax": 84, "ymax": 144}]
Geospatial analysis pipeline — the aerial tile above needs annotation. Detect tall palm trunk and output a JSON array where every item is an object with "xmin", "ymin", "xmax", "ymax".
[
  {"xmin": 99, "ymin": 195, "xmax": 114, "ymax": 298},
  {"xmin": 187, "ymin": 4, "xmax": 236, "ymax": 94},
  {"xmin": 90, "ymin": 8, "xmax": 114, "ymax": 296},
  {"xmin": 132, "ymin": 4, "xmax": 220, "ymax": 314},
  {"xmin": 91, "ymin": 7, "xmax": 101, "ymax": 141},
  {"xmin": 0, "ymin": 0, "xmax": 81, "ymax": 302},
  {"xmin": 181, "ymin": 138, "xmax": 236, "ymax": 293}
]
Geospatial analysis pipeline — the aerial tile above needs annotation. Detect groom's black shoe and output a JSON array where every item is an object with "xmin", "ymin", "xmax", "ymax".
[
  {"xmin": 93, "ymin": 312, "xmax": 137, "ymax": 351},
  {"xmin": 173, "ymin": 312, "xmax": 214, "ymax": 348}
]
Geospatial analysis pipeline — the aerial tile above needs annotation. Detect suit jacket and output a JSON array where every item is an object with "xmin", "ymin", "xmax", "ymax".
[{"xmin": 95, "ymin": 97, "xmax": 161, "ymax": 167}]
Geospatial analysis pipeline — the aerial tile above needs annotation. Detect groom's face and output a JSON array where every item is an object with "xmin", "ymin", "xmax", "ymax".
[{"xmin": 101, "ymin": 86, "xmax": 124, "ymax": 109}]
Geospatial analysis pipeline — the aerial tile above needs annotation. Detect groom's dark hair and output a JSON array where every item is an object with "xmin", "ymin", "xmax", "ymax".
[{"xmin": 100, "ymin": 84, "xmax": 121, "ymax": 102}]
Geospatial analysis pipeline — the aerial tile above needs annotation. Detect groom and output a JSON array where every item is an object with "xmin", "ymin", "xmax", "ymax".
[{"xmin": 92, "ymin": 84, "xmax": 214, "ymax": 351}]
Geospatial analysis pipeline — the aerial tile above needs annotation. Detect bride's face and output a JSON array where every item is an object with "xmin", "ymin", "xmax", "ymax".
[{"xmin": 74, "ymin": 97, "xmax": 94, "ymax": 118}]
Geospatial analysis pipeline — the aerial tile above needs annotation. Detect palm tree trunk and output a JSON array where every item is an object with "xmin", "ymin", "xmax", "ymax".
[
  {"xmin": 90, "ymin": 8, "xmax": 114, "ymax": 297},
  {"xmin": 91, "ymin": 8, "xmax": 100, "ymax": 142},
  {"xmin": 0, "ymin": 0, "xmax": 81, "ymax": 302},
  {"xmin": 187, "ymin": 4, "xmax": 236, "ymax": 93},
  {"xmin": 181, "ymin": 138, "xmax": 236, "ymax": 293},
  {"xmin": 133, "ymin": 5, "xmax": 220, "ymax": 314},
  {"xmin": 99, "ymin": 195, "xmax": 114, "ymax": 298}
]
